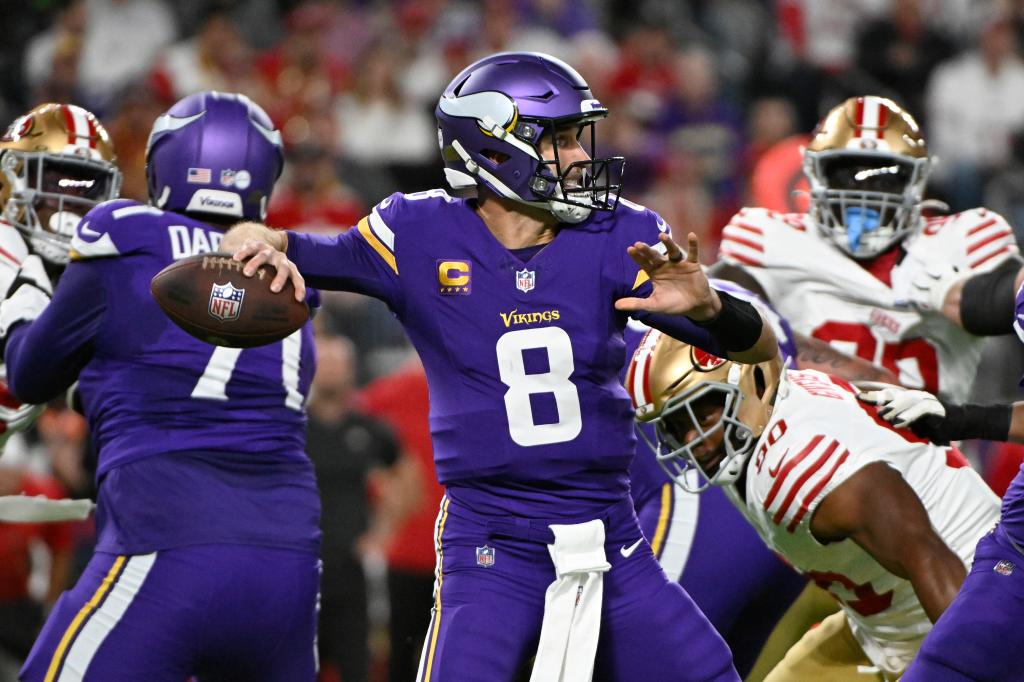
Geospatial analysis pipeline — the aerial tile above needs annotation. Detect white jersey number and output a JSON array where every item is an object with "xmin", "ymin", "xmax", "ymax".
[
  {"xmin": 496, "ymin": 327, "xmax": 582, "ymax": 446},
  {"xmin": 191, "ymin": 330, "xmax": 304, "ymax": 410}
]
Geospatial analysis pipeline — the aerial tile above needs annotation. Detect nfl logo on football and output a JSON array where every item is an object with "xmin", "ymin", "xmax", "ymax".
[
  {"xmin": 476, "ymin": 545, "xmax": 495, "ymax": 567},
  {"xmin": 516, "ymin": 268, "xmax": 536, "ymax": 293},
  {"xmin": 208, "ymin": 282, "xmax": 245, "ymax": 322}
]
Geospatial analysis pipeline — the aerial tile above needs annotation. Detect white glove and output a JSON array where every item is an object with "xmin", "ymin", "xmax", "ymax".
[
  {"xmin": 897, "ymin": 258, "xmax": 965, "ymax": 312},
  {"xmin": 856, "ymin": 381, "xmax": 946, "ymax": 428},
  {"xmin": 0, "ymin": 255, "xmax": 52, "ymax": 342}
]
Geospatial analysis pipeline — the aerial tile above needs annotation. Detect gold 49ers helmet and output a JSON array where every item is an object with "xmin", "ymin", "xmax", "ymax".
[
  {"xmin": 625, "ymin": 329, "xmax": 784, "ymax": 492},
  {"xmin": 0, "ymin": 103, "xmax": 122, "ymax": 265},
  {"xmin": 803, "ymin": 96, "xmax": 931, "ymax": 259}
]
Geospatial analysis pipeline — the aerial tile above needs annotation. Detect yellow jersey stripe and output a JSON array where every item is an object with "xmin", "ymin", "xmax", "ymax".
[
  {"xmin": 45, "ymin": 555, "xmax": 127, "ymax": 682},
  {"xmin": 632, "ymin": 269, "xmax": 649, "ymax": 290},
  {"xmin": 424, "ymin": 497, "xmax": 450, "ymax": 681},
  {"xmin": 357, "ymin": 217, "xmax": 398, "ymax": 275},
  {"xmin": 649, "ymin": 484, "xmax": 673, "ymax": 557}
]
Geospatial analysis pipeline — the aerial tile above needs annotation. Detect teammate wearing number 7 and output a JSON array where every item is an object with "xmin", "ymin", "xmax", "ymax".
[
  {"xmin": 0, "ymin": 92, "xmax": 322, "ymax": 681},
  {"xmin": 711, "ymin": 96, "xmax": 1023, "ymax": 402},
  {"xmin": 225, "ymin": 52, "xmax": 777, "ymax": 681}
]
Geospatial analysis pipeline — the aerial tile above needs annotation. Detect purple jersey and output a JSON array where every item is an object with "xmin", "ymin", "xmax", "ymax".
[
  {"xmin": 287, "ymin": 191, "xmax": 719, "ymax": 516},
  {"xmin": 1007, "ymin": 283, "xmax": 1024, "ymax": 539},
  {"xmin": 5, "ymin": 199, "xmax": 319, "ymax": 554}
]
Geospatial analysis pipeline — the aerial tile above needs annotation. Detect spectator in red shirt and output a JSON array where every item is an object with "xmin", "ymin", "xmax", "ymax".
[{"xmin": 359, "ymin": 357, "xmax": 444, "ymax": 682}]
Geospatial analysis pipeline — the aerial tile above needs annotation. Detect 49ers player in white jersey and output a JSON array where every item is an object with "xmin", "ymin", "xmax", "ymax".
[
  {"xmin": 0, "ymin": 104, "xmax": 120, "ymax": 449},
  {"xmin": 712, "ymin": 96, "xmax": 1023, "ymax": 402},
  {"xmin": 626, "ymin": 330, "xmax": 1000, "ymax": 681}
]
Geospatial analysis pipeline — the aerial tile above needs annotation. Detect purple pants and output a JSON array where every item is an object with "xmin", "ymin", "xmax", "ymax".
[
  {"xmin": 21, "ymin": 545, "xmax": 319, "ymax": 682},
  {"xmin": 417, "ymin": 495, "xmax": 739, "ymax": 682},
  {"xmin": 902, "ymin": 524, "xmax": 1024, "ymax": 682},
  {"xmin": 636, "ymin": 483, "xmax": 806, "ymax": 676}
]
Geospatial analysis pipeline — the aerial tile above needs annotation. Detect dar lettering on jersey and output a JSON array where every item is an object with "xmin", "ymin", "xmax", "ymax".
[{"xmin": 4, "ymin": 199, "xmax": 319, "ymax": 554}]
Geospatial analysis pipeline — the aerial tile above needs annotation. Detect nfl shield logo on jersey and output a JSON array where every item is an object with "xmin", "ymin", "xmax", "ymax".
[
  {"xmin": 994, "ymin": 560, "xmax": 1015, "ymax": 576},
  {"xmin": 476, "ymin": 545, "xmax": 495, "ymax": 567},
  {"xmin": 516, "ymin": 269, "xmax": 536, "ymax": 293},
  {"xmin": 208, "ymin": 282, "xmax": 245, "ymax": 321}
]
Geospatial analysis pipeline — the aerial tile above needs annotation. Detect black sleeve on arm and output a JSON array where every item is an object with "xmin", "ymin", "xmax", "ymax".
[
  {"xmin": 689, "ymin": 289, "xmax": 764, "ymax": 353},
  {"xmin": 960, "ymin": 258, "xmax": 1022, "ymax": 335},
  {"xmin": 634, "ymin": 311, "xmax": 727, "ymax": 358},
  {"xmin": 910, "ymin": 402, "xmax": 1013, "ymax": 445}
]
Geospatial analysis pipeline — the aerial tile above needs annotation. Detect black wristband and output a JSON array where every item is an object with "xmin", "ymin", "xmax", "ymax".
[
  {"xmin": 960, "ymin": 258, "xmax": 1021, "ymax": 335},
  {"xmin": 688, "ymin": 290, "xmax": 763, "ymax": 353},
  {"xmin": 909, "ymin": 402, "xmax": 1012, "ymax": 445}
]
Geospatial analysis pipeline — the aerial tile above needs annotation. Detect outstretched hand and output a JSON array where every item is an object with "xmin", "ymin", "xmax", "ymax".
[{"xmin": 614, "ymin": 232, "xmax": 721, "ymax": 320}]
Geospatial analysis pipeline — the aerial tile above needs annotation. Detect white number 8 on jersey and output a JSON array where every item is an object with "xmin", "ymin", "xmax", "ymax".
[{"xmin": 496, "ymin": 327, "xmax": 582, "ymax": 447}]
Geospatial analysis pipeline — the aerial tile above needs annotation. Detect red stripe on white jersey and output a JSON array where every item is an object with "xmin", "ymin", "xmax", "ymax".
[
  {"xmin": 0, "ymin": 246, "xmax": 22, "ymax": 266},
  {"xmin": 771, "ymin": 439, "xmax": 840, "ymax": 527},
  {"xmin": 721, "ymin": 231, "xmax": 764, "ymax": 253},
  {"xmin": 719, "ymin": 248, "xmax": 763, "ymax": 268},
  {"xmin": 728, "ymin": 221, "xmax": 764, "ymax": 237},
  {"xmin": 967, "ymin": 230, "xmax": 1012, "ymax": 255},
  {"xmin": 967, "ymin": 218, "xmax": 997, "ymax": 236},
  {"xmin": 971, "ymin": 244, "xmax": 1015, "ymax": 270},
  {"xmin": 786, "ymin": 447, "xmax": 851, "ymax": 532},
  {"xmin": 763, "ymin": 434, "xmax": 825, "ymax": 511}
]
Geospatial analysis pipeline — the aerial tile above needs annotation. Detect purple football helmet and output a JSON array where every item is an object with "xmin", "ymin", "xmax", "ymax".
[
  {"xmin": 436, "ymin": 52, "xmax": 624, "ymax": 224},
  {"xmin": 146, "ymin": 91, "xmax": 283, "ymax": 221}
]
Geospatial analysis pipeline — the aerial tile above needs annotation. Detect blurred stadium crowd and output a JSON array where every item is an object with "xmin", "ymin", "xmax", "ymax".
[{"xmin": 5, "ymin": 0, "xmax": 1024, "ymax": 680}]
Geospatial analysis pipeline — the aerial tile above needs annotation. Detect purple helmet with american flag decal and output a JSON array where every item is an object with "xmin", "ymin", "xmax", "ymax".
[
  {"xmin": 435, "ymin": 52, "xmax": 624, "ymax": 224},
  {"xmin": 146, "ymin": 91, "xmax": 284, "ymax": 222}
]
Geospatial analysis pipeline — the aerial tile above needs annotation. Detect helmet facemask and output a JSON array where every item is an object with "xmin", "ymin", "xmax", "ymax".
[
  {"xmin": 640, "ymin": 371, "xmax": 758, "ymax": 493},
  {"xmin": 0, "ymin": 150, "xmax": 121, "ymax": 265},
  {"xmin": 802, "ymin": 96, "xmax": 932, "ymax": 260},
  {"xmin": 805, "ymin": 149, "xmax": 929, "ymax": 259},
  {"xmin": 526, "ymin": 118, "xmax": 624, "ymax": 223},
  {"xmin": 628, "ymin": 333, "xmax": 783, "ymax": 494}
]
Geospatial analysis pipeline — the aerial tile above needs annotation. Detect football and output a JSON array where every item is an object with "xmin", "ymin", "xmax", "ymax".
[{"xmin": 151, "ymin": 252, "xmax": 309, "ymax": 348}]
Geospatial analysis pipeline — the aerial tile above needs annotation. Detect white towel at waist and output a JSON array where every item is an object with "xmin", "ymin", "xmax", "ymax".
[{"xmin": 530, "ymin": 518, "xmax": 611, "ymax": 682}]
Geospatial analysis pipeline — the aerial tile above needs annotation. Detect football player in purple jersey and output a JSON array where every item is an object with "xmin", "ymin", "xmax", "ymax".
[
  {"xmin": 856, "ymin": 284, "xmax": 1024, "ymax": 681},
  {"xmin": 0, "ymin": 92, "xmax": 321, "ymax": 681},
  {"xmin": 225, "ymin": 52, "xmax": 777, "ymax": 681}
]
